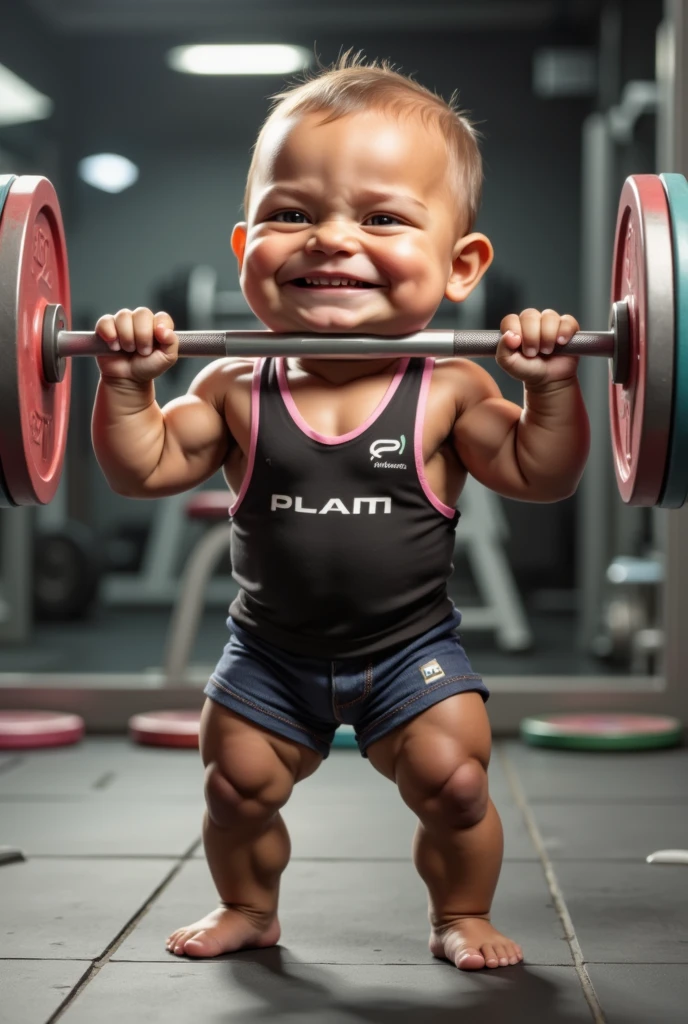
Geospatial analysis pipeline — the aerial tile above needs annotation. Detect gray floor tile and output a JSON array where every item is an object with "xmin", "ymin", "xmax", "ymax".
[
  {"xmin": 0, "ymin": 858, "xmax": 175, "ymax": 959},
  {"xmin": 0, "ymin": 739, "xmax": 204, "ymax": 798},
  {"xmin": 503, "ymin": 743, "xmax": 688, "ymax": 802},
  {"xmin": 554, "ymin": 862, "xmax": 688, "ymax": 963},
  {"xmin": 59, "ymin": 960, "xmax": 594, "ymax": 1024},
  {"xmin": 114, "ymin": 858, "xmax": 569, "ymax": 965},
  {"xmin": 587, "ymin": 964, "xmax": 688, "ymax": 1024},
  {"xmin": 0, "ymin": 960, "xmax": 89, "ymax": 1024},
  {"xmin": 530, "ymin": 801, "xmax": 688, "ymax": 860},
  {"xmin": 0, "ymin": 796, "xmax": 202, "ymax": 855},
  {"xmin": 280, "ymin": 791, "xmax": 534, "ymax": 861}
]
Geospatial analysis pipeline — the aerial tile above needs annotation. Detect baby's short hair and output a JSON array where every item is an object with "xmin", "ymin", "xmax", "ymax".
[{"xmin": 243, "ymin": 51, "xmax": 483, "ymax": 233}]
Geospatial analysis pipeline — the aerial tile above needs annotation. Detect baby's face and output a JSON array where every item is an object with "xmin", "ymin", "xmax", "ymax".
[{"xmin": 232, "ymin": 109, "xmax": 492, "ymax": 335}]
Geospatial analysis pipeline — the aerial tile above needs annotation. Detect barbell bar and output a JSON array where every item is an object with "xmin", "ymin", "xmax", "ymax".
[{"xmin": 0, "ymin": 171, "xmax": 687, "ymax": 510}]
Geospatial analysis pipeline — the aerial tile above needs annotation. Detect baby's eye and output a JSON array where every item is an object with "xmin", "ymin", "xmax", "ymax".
[
  {"xmin": 272, "ymin": 210, "xmax": 310, "ymax": 224},
  {"xmin": 365, "ymin": 214, "xmax": 402, "ymax": 227}
]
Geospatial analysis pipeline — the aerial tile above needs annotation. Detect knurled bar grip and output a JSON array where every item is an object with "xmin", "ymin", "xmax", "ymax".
[{"xmin": 56, "ymin": 328, "xmax": 616, "ymax": 359}]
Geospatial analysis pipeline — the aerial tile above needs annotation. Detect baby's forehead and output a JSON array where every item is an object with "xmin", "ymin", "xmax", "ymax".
[{"xmin": 253, "ymin": 108, "xmax": 455, "ymax": 188}]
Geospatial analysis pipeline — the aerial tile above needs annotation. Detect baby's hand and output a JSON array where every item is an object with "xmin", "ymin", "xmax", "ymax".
[
  {"xmin": 95, "ymin": 307, "xmax": 179, "ymax": 384},
  {"xmin": 496, "ymin": 308, "xmax": 580, "ymax": 388}
]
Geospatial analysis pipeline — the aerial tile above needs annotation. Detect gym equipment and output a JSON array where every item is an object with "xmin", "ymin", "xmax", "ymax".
[
  {"xmin": 519, "ymin": 712, "xmax": 683, "ymax": 751},
  {"xmin": 128, "ymin": 710, "xmax": 202, "ymax": 748},
  {"xmin": 0, "ymin": 711, "xmax": 85, "ymax": 750},
  {"xmin": 0, "ymin": 172, "xmax": 686, "ymax": 509},
  {"xmin": 33, "ymin": 521, "xmax": 103, "ymax": 620},
  {"xmin": 660, "ymin": 174, "xmax": 688, "ymax": 507}
]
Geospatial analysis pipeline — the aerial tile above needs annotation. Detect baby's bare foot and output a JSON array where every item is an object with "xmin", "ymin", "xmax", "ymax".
[
  {"xmin": 166, "ymin": 906, "xmax": 280, "ymax": 958},
  {"xmin": 430, "ymin": 916, "xmax": 523, "ymax": 970}
]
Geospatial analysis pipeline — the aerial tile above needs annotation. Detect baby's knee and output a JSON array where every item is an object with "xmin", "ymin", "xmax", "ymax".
[
  {"xmin": 418, "ymin": 758, "xmax": 489, "ymax": 830},
  {"xmin": 205, "ymin": 761, "xmax": 292, "ymax": 829}
]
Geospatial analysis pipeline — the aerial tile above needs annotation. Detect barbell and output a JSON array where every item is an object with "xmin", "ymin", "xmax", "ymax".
[{"xmin": 0, "ymin": 171, "xmax": 687, "ymax": 510}]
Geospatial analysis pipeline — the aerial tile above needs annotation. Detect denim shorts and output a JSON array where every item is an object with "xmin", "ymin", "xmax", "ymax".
[{"xmin": 204, "ymin": 608, "xmax": 489, "ymax": 758}]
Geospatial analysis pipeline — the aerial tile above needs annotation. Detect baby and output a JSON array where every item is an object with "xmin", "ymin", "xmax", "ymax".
[{"xmin": 92, "ymin": 56, "xmax": 590, "ymax": 971}]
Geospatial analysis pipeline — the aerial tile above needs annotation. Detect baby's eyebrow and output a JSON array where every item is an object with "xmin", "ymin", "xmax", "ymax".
[{"xmin": 259, "ymin": 184, "xmax": 428, "ymax": 212}]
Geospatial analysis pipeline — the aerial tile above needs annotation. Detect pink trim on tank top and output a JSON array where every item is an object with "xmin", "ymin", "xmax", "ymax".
[
  {"xmin": 276, "ymin": 356, "xmax": 410, "ymax": 445},
  {"xmin": 415, "ymin": 358, "xmax": 457, "ymax": 519},
  {"xmin": 229, "ymin": 358, "xmax": 264, "ymax": 516}
]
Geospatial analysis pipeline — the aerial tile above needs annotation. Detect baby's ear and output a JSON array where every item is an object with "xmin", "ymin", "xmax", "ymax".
[
  {"xmin": 231, "ymin": 223, "xmax": 247, "ymax": 270},
  {"xmin": 445, "ymin": 233, "xmax": 493, "ymax": 303}
]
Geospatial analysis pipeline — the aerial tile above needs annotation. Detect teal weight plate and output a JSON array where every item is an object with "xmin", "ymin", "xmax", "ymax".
[
  {"xmin": 520, "ymin": 713, "xmax": 683, "ymax": 751},
  {"xmin": 659, "ymin": 173, "xmax": 688, "ymax": 507},
  {"xmin": 0, "ymin": 174, "xmax": 16, "ymax": 220}
]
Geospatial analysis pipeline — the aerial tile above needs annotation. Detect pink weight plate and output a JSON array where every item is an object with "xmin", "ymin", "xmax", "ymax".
[
  {"xmin": 128, "ymin": 710, "xmax": 201, "ymax": 748},
  {"xmin": 0, "ymin": 711, "xmax": 84, "ymax": 749}
]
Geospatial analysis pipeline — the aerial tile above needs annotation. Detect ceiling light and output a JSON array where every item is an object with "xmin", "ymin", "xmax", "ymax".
[
  {"xmin": 78, "ymin": 154, "xmax": 139, "ymax": 194},
  {"xmin": 167, "ymin": 44, "xmax": 312, "ymax": 76},
  {"xmin": 0, "ymin": 63, "xmax": 52, "ymax": 126}
]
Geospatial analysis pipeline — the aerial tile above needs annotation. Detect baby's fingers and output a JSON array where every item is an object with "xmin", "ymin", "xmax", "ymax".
[
  {"xmin": 499, "ymin": 313, "xmax": 522, "ymax": 351},
  {"xmin": 95, "ymin": 314, "xmax": 121, "ymax": 352},
  {"xmin": 555, "ymin": 313, "xmax": 580, "ymax": 348}
]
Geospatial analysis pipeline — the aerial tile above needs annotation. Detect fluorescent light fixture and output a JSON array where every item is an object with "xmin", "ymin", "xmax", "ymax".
[
  {"xmin": 78, "ymin": 154, "xmax": 139, "ymax": 194},
  {"xmin": 0, "ymin": 62, "xmax": 53, "ymax": 126},
  {"xmin": 167, "ymin": 44, "xmax": 312, "ymax": 76}
]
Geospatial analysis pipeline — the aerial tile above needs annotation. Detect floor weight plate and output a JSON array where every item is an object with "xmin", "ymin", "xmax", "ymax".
[
  {"xmin": 659, "ymin": 173, "xmax": 688, "ymax": 507},
  {"xmin": 0, "ymin": 711, "xmax": 85, "ymax": 749},
  {"xmin": 129, "ymin": 710, "xmax": 201, "ymax": 748},
  {"xmin": 520, "ymin": 712, "xmax": 683, "ymax": 751}
]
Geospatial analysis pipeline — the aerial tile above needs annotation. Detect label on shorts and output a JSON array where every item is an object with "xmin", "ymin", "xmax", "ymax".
[{"xmin": 420, "ymin": 659, "xmax": 445, "ymax": 683}]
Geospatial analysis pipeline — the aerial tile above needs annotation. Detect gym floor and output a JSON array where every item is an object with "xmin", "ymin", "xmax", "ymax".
[{"xmin": 1, "ymin": 736, "xmax": 686, "ymax": 1023}]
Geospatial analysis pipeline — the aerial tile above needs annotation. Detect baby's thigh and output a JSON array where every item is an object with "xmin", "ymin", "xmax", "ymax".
[
  {"xmin": 367, "ymin": 692, "xmax": 492, "ymax": 802},
  {"xmin": 200, "ymin": 698, "xmax": 323, "ymax": 814}
]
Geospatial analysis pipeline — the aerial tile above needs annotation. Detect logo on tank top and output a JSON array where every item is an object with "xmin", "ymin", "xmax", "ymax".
[
  {"xmin": 369, "ymin": 435, "xmax": 407, "ymax": 469},
  {"xmin": 420, "ymin": 659, "xmax": 445, "ymax": 683}
]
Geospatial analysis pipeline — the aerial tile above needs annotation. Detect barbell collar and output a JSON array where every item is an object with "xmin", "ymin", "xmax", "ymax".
[{"xmin": 53, "ymin": 323, "xmax": 617, "ymax": 363}]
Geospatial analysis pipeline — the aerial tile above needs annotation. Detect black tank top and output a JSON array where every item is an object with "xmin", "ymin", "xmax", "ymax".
[{"xmin": 228, "ymin": 356, "xmax": 459, "ymax": 658}]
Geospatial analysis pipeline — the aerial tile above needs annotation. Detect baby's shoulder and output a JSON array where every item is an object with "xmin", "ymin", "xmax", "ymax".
[
  {"xmin": 188, "ymin": 357, "xmax": 256, "ymax": 402},
  {"xmin": 431, "ymin": 357, "xmax": 502, "ymax": 413}
]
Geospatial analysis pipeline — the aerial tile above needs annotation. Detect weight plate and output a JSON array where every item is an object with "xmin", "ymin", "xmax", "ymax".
[
  {"xmin": 0, "ymin": 711, "xmax": 84, "ymax": 750},
  {"xmin": 659, "ymin": 173, "xmax": 688, "ymax": 507},
  {"xmin": 0, "ymin": 178, "xmax": 18, "ymax": 507},
  {"xmin": 609, "ymin": 176, "xmax": 675, "ymax": 506},
  {"xmin": 0, "ymin": 177, "xmax": 71, "ymax": 505},
  {"xmin": 129, "ymin": 710, "xmax": 201, "ymax": 748},
  {"xmin": 520, "ymin": 712, "xmax": 683, "ymax": 751}
]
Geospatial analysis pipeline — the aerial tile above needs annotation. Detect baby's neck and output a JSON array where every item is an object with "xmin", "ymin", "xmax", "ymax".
[{"xmin": 285, "ymin": 357, "xmax": 400, "ymax": 386}]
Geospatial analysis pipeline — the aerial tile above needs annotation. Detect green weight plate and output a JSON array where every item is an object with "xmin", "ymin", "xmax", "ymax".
[
  {"xmin": 659, "ymin": 173, "xmax": 688, "ymax": 507},
  {"xmin": 0, "ymin": 177, "xmax": 17, "ymax": 507},
  {"xmin": 520, "ymin": 713, "xmax": 683, "ymax": 751}
]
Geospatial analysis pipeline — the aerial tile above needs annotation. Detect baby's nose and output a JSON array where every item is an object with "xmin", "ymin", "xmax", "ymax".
[{"xmin": 306, "ymin": 221, "xmax": 360, "ymax": 255}]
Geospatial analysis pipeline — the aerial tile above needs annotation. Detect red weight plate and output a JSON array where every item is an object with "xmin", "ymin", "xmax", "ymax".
[
  {"xmin": 128, "ymin": 710, "xmax": 201, "ymax": 749},
  {"xmin": 0, "ymin": 177, "xmax": 71, "ymax": 505},
  {"xmin": 0, "ymin": 711, "xmax": 84, "ymax": 749},
  {"xmin": 609, "ymin": 176, "xmax": 675, "ymax": 505}
]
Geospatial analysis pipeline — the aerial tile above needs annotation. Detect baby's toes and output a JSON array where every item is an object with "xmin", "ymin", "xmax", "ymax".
[
  {"xmin": 493, "ymin": 943, "xmax": 510, "ymax": 967},
  {"xmin": 508, "ymin": 942, "xmax": 524, "ymax": 965},
  {"xmin": 482, "ymin": 943, "xmax": 500, "ymax": 968}
]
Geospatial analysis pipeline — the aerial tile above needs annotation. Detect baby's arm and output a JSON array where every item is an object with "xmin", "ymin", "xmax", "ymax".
[
  {"xmin": 452, "ymin": 308, "xmax": 590, "ymax": 502},
  {"xmin": 91, "ymin": 307, "xmax": 233, "ymax": 498}
]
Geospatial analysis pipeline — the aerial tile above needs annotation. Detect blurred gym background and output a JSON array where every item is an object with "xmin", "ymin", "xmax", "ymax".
[{"xmin": 0, "ymin": 0, "xmax": 684, "ymax": 729}]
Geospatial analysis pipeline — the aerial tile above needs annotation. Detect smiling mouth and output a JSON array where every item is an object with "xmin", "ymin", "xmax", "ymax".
[{"xmin": 288, "ymin": 277, "xmax": 381, "ymax": 289}]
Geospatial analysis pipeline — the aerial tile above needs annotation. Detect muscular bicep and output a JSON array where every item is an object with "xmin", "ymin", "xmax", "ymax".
[
  {"xmin": 451, "ymin": 365, "xmax": 531, "ymax": 499},
  {"xmin": 140, "ymin": 365, "xmax": 233, "ymax": 496}
]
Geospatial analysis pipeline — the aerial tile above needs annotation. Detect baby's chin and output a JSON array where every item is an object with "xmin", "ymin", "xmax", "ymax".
[{"xmin": 258, "ymin": 306, "xmax": 430, "ymax": 337}]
